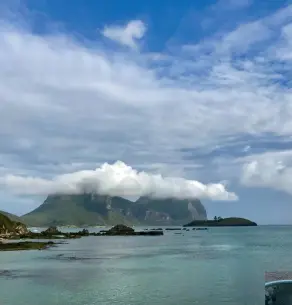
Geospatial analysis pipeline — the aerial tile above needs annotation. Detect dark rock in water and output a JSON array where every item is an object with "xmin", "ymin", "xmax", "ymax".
[
  {"xmin": 137, "ymin": 230, "xmax": 163, "ymax": 236},
  {"xmin": 100, "ymin": 224, "xmax": 163, "ymax": 236},
  {"xmin": 79, "ymin": 229, "xmax": 89, "ymax": 235},
  {"xmin": 43, "ymin": 226, "xmax": 61, "ymax": 235},
  {"xmin": 165, "ymin": 228, "xmax": 181, "ymax": 231},
  {"xmin": 0, "ymin": 270, "xmax": 13, "ymax": 277},
  {"xmin": 107, "ymin": 224, "xmax": 135, "ymax": 235}
]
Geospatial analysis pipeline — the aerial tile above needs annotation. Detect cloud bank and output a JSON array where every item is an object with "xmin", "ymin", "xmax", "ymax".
[{"xmin": 0, "ymin": 161, "xmax": 237, "ymax": 201}]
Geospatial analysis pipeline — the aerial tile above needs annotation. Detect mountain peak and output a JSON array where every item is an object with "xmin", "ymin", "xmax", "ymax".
[{"xmin": 21, "ymin": 193, "xmax": 207, "ymax": 226}]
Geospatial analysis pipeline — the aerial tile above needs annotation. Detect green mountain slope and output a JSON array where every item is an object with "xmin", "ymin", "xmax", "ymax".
[
  {"xmin": 22, "ymin": 194, "xmax": 137, "ymax": 226},
  {"xmin": 0, "ymin": 211, "xmax": 23, "ymax": 223},
  {"xmin": 21, "ymin": 194, "xmax": 207, "ymax": 226}
]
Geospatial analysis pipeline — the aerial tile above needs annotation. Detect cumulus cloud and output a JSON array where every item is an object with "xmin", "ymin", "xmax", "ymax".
[
  {"xmin": 0, "ymin": 161, "xmax": 237, "ymax": 201},
  {"xmin": 101, "ymin": 20, "xmax": 146, "ymax": 49},
  {"xmin": 240, "ymin": 150, "xmax": 292, "ymax": 194}
]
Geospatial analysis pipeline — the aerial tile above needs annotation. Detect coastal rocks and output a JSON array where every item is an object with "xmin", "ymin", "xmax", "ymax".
[
  {"xmin": 107, "ymin": 224, "xmax": 135, "ymax": 235},
  {"xmin": 0, "ymin": 241, "xmax": 56, "ymax": 251},
  {"xmin": 79, "ymin": 229, "xmax": 89, "ymax": 235},
  {"xmin": 14, "ymin": 224, "xmax": 164, "ymax": 240},
  {"xmin": 43, "ymin": 226, "xmax": 62, "ymax": 235},
  {"xmin": 99, "ymin": 224, "xmax": 163, "ymax": 236},
  {"xmin": 14, "ymin": 223, "xmax": 28, "ymax": 235},
  {"xmin": 0, "ymin": 213, "xmax": 29, "ymax": 238}
]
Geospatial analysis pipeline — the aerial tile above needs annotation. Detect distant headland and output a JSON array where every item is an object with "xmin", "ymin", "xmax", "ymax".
[{"xmin": 184, "ymin": 216, "xmax": 257, "ymax": 227}]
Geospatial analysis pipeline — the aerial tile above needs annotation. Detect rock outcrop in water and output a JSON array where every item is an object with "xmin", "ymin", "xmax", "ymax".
[
  {"xmin": 43, "ymin": 226, "xmax": 61, "ymax": 235},
  {"xmin": 100, "ymin": 224, "xmax": 163, "ymax": 236},
  {"xmin": 107, "ymin": 224, "xmax": 135, "ymax": 235}
]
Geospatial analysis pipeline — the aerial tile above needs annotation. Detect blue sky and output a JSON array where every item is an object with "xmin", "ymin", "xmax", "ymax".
[{"xmin": 1, "ymin": 0, "xmax": 292, "ymax": 224}]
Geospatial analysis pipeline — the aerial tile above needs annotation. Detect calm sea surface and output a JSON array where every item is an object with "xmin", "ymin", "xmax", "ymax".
[{"xmin": 0, "ymin": 226, "xmax": 291, "ymax": 305}]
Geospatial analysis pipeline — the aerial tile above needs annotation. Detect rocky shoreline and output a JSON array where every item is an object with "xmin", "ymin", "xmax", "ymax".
[
  {"xmin": 0, "ymin": 224, "xmax": 163, "ymax": 251},
  {"xmin": 0, "ymin": 241, "xmax": 57, "ymax": 251}
]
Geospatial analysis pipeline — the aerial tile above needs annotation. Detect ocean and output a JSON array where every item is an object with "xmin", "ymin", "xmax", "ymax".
[{"xmin": 0, "ymin": 226, "xmax": 291, "ymax": 305}]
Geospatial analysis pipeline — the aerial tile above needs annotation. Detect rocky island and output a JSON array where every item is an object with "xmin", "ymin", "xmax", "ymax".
[{"xmin": 184, "ymin": 217, "xmax": 257, "ymax": 227}]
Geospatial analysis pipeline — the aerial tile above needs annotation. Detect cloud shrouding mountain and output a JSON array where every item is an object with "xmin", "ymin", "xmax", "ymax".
[{"xmin": 0, "ymin": 161, "xmax": 237, "ymax": 201}]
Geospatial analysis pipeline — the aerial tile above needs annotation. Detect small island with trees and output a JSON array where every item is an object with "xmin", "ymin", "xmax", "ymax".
[{"xmin": 184, "ymin": 216, "xmax": 257, "ymax": 227}]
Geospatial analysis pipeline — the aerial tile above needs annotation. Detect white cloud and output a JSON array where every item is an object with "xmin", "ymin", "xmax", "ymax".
[
  {"xmin": 101, "ymin": 20, "xmax": 146, "ymax": 49},
  {"xmin": 240, "ymin": 150, "xmax": 292, "ymax": 195},
  {"xmin": 0, "ymin": 161, "xmax": 238, "ymax": 201},
  {"xmin": 243, "ymin": 145, "xmax": 251, "ymax": 153}
]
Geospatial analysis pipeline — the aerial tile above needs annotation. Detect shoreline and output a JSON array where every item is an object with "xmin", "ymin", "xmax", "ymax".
[
  {"xmin": 0, "ymin": 240, "xmax": 56, "ymax": 251},
  {"xmin": 0, "ymin": 225, "xmax": 164, "ymax": 251}
]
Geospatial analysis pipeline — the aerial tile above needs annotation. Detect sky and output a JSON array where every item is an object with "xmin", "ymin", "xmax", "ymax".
[{"xmin": 0, "ymin": 0, "xmax": 292, "ymax": 224}]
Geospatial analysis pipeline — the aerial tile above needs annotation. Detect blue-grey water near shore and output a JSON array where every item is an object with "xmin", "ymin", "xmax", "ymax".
[{"xmin": 0, "ymin": 226, "xmax": 291, "ymax": 305}]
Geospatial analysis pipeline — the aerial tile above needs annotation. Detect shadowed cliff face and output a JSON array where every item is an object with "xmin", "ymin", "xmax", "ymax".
[{"xmin": 21, "ymin": 194, "xmax": 207, "ymax": 226}]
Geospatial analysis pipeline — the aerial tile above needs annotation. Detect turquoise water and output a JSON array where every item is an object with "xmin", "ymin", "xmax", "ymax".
[{"xmin": 0, "ymin": 226, "xmax": 291, "ymax": 305}]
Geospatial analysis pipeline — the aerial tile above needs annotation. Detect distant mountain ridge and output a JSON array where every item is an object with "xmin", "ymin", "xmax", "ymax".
[{"xmin": 21, "ymin": 193, "xmax": 207, "ymax": 226}]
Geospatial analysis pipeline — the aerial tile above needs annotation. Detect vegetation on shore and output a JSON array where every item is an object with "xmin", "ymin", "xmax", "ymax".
[{"xmin": 0, "ymin": 241, "xmax": 55, "ymax": 251}]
